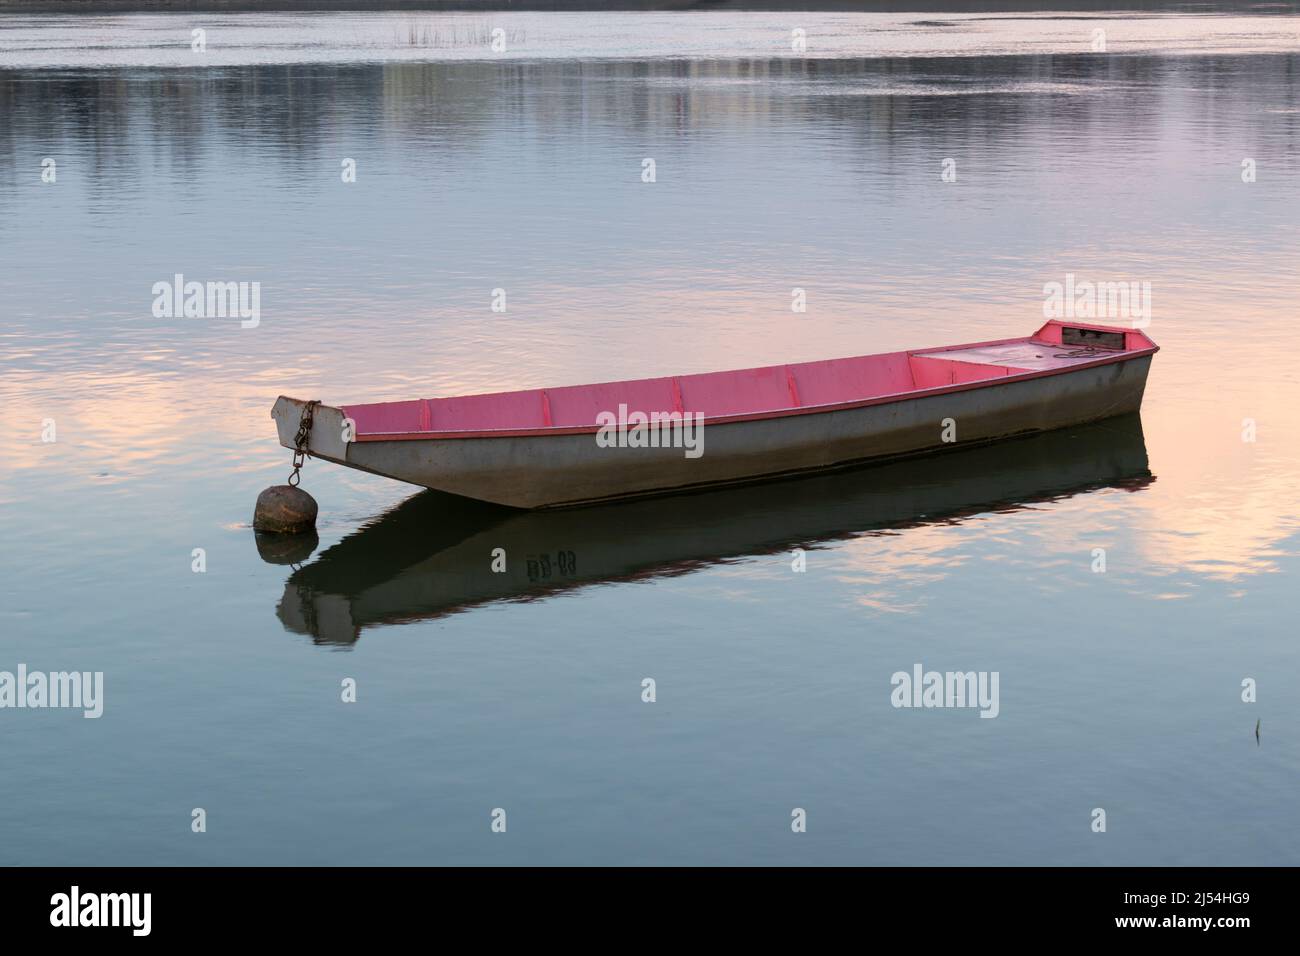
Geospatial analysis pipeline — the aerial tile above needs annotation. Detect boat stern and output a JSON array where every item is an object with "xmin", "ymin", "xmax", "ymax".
[{"xmin": 1031, "ymin": 320, "xmax": 1158, "ymax": 354}]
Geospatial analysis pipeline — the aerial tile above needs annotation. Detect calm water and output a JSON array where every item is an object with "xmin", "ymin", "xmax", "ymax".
[{"xmin": 1, "ymin": 11, "xmax": 1298, "ymax": 866}]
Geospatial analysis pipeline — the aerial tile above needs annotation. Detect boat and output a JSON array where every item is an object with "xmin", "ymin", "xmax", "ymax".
[
  {"xmin": 271, "ymin": 320, "xmax": 1157, "ymax": 509},
  {"xmin": 271, "ymin": 415, "xmax": 1153, "ymax": 645}
]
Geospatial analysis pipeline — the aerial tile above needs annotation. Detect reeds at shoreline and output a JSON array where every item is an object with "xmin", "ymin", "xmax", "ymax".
[{"xmin": 394, "ymin": 19, "xmax": 526, "ymax": 49}]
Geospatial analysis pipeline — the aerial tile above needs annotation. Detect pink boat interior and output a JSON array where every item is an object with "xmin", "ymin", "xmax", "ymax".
[{"xmin": 343, "ymin": 321, "xmax": 1157, "ymax": 440}]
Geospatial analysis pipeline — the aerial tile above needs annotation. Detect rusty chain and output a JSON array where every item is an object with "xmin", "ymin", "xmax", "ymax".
[{"xmin": 287, "ymin": 400, "xmax": 321, "ymax": 487}]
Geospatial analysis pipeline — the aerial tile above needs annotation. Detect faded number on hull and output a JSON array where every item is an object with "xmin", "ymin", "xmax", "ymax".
[{"xmin": 526, "ymin": 550, "xmax": 578, "ymax": 582}]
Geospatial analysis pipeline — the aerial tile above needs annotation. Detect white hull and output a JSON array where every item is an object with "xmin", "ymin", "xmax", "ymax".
[{"xmin": 274, "ymin": 354, "xmax": 1152, "ymax": 509}]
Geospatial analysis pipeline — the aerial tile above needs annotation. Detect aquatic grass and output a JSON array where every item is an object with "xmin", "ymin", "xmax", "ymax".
[{"xmin": 394, "ymin": 20, "xmax": 526, "ymax": 50}]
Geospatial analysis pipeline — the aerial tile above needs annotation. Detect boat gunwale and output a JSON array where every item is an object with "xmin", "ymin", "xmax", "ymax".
[{"xmin": 342, "ymin": 323, "xmax": 1159, "ymax": 442}]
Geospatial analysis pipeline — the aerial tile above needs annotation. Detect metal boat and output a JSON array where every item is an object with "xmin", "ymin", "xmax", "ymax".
[{"xmin": 272, "ymin": 320, "xmax": 1157, "ymax": 508}]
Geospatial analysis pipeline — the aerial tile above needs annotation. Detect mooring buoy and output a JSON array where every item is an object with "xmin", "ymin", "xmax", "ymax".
[
  {"xmin": 255, "ymin": 399, "xmax": 321, "ymax": 534},
  {"xmin": 253, "ymin": 484, "xmax": 318, "ymax": 534}
]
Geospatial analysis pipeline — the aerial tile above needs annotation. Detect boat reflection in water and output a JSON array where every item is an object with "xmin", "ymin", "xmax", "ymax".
[{"xmin": 273, "ymin": 414, "xmax": 1152, "ymax": 646}]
